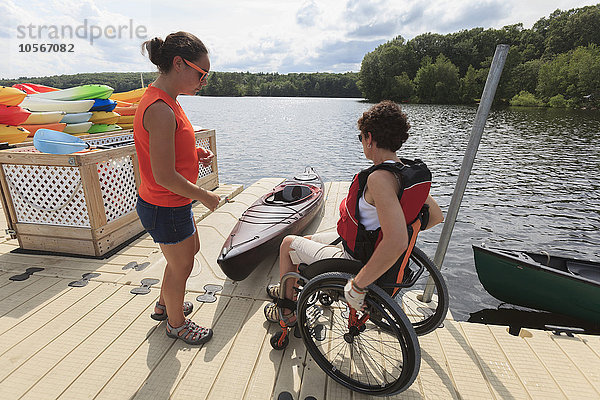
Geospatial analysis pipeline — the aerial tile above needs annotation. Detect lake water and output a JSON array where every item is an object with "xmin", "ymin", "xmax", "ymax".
[{"xmin": 180, "ymin": 96, "xmax": 600, "ymax": 322}]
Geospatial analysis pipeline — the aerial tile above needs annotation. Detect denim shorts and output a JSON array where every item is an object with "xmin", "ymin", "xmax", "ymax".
[{"xmin": 136, "ymin": 196, "xmax": 196, "ymax": 244}]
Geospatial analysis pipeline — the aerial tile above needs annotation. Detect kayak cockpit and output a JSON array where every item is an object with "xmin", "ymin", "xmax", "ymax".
[{"xmin": 264, "ymin": 184, "xmax": 315, "ymax": 205}]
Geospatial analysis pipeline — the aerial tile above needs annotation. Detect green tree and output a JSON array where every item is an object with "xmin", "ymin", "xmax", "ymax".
[{"xmin": 414, "ymin": 55, "xmax": 460, "ymax": 103}]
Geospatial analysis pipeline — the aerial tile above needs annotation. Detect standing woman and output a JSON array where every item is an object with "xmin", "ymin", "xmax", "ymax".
[{"xmin": 134, "ymin": 32, "xmax": 220, "ymax": 344}]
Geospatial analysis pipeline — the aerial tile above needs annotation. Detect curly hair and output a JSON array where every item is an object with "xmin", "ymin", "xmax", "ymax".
[{"xmin": 357, "ymin": 100, "xmax": 410, "ymax": 152}]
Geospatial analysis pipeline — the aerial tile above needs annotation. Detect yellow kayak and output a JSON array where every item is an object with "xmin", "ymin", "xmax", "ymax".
[
  {"xmin": 117, "ymin": 114, "xmax": 134, "ymax": 124},
  {"xmin": 0, "ymin": 125, "xmax": 29, "ymax": 144},
  {"xmin": 0, "ymin": 86, "xmax": 27, "ymax": 107},
  {"xmin": 110, "ymin": 88, "xmax": 146, "ymax": 104},
  {"xmin": 119, "ymin": 123, "xmax": 134, "ymax": 130},
  {"xmin": 89, "ymin": 111, "xmax": 120, "ymax": 125}
]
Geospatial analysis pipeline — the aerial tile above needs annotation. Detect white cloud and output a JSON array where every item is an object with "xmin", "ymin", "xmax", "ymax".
[{"xmin": 0, "ymin": 0, "xmax": 598, "ymax": 78}]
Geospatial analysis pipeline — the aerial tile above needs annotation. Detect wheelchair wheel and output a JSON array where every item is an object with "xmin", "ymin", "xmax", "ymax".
[
  {"xmin": 296, "ymin": 272, "xmax": 420, "ymax": 396},
  {"xmin": 391, "ymin": 247, "xmax": 449, "ymax": 336}
]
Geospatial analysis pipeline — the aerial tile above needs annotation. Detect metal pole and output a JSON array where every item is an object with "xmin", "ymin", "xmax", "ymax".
[{"xmin": 422, "ymin": 44, "xmax": 510, "ymax": 302}]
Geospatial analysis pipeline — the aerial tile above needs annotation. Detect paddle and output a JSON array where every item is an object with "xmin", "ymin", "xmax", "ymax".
[{"xmin": 33, "ymin": 129, "xmax": 133, "ymax": 154}]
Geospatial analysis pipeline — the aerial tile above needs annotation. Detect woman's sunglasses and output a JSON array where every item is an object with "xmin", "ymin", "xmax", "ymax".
[{"xmin": 183, "ymin": 58, "xmax": 209, "ymax": 83}]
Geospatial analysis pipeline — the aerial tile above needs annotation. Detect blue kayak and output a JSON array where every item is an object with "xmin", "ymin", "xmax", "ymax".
[{"xmin": 90, "ymin": 99, "xmax": 117, "ymax": 112}]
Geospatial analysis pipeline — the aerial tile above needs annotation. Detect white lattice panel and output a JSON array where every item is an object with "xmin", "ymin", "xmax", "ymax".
[
  {"xmin": 3, "ymin": 164, "xmax": 90, "ymax": 227},
  {"xmin": 87, "ymin": 134, "xmax": 133, "ymax": 147},
  {"xmin": 97, "ymin": 156, "xmax": 137, "ymax": 223},
  {"xmin": 196, "ymin": 137, "xmax": 213, "ymax": 178}
]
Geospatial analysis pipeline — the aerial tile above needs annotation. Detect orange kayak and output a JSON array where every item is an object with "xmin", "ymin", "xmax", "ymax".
[
  {"xmin": 114, "ymin": 104, "xmax": 138, "ymax": 116},
  {"xmin": 21, "ymin": 122, "xmax": 66, "ymax": 137},
  {"xmin": 0, "ymin": 86, "xmax": 27, "ymax": 106}
]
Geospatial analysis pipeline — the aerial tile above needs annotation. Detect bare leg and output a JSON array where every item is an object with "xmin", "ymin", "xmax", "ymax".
[
  {"xmin": 158, "ymin": 230, "xmax": 200, "ymax": 329},
  {"xmin": 156, "ymin": 222, "xmax": 200, "ymax": 316},
  {"xmin": 279, "ymin": 235, "xmax": 299, "ymax": 301}
]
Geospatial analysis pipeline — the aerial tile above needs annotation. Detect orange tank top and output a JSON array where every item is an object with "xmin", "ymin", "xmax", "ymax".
[{"xmin": 133, "ymin": 85, "xmax": 199, "ymax": 207}]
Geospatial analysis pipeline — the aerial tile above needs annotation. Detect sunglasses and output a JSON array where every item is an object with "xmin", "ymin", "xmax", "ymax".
[{"xmin": 183, "ymin": 58, "xmax": 209, "ymax": 83}]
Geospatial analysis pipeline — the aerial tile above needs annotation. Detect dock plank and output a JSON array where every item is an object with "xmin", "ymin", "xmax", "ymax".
[
  {"xmin": 206, "ymin": 300, "xmax": 271, "ymax": 400},
  {"xmin": 489, "ymin": 325, "xmax": 566, "ymax": 399},
  {"xmin": 436, "ymin": 321, "xmax": 494, "ymax": 399},
  {"xmin": 243, "ymin": 323, "xmax": 284, "ymax": 400},
  {"xmin": 92, "ymin": 292, "xmax": 205, "ymax": 400},
  {"xmin": 56, "ymin": 290, "xmax": 163, "ymax": 399},
  {"xmin": 525, "ymin": 329, "xmax": 598, "ymax": 399},
  {"xmin": 8, "ymin": 286, "xmax": 147, "ymax": 399},
  {"xmin": 169, "ymin": 297, "xmax": 255, "ymax": 400},
  {"xmin": 0, "ymin": 282, "xmax": 119, "ymax": 395},
  {"xmin": 416, "ymin": 330, "xmax": 459, "ymax": 399},
  {"xmin": 458, "ymin": 322, "xmax": 530, "ymax": 399}
]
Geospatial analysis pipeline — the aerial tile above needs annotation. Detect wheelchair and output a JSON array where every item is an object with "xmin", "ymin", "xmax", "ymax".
[{"xmin": 269, "ymin": 245, "xmax": 449, "ymax": 396}]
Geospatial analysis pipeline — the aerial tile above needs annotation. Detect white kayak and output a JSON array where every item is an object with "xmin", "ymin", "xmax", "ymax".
[
  {"xmin": 61, "ymin": 112, "xmax": 93, "ymax": 124},
  {"xmin": 24, "ymin": 111, "xmax": 66, "ymax": 125},
  {"xmin": 20, "ymin": 97, "xmax": 94, "ymax": 113},
  {"xmin": 63, "ymin": 122, "xmax": 93, "ymax": 134}
]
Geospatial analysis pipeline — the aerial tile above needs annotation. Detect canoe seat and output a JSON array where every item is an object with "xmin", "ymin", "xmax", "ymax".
[{"xmin": 566, "ymin": 261, "xmax": 600, "ymax": 283}]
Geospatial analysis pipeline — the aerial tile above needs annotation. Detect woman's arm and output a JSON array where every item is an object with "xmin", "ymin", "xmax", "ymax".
[
  {"xmin": 352, "ymin": 170, "xmax": 408, "ymax": 289},
  {"xmin": 423, "ymin": 194, "xmax": 443, "ymax": 230},
  {"xmin": 144, "ymin": 101, "xmax": 220, "ymax": 210}
]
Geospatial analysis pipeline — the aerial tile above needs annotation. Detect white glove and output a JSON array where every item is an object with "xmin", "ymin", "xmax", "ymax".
[{"xmin": 344, "ymin": 279, "xmax": 366, "ymax": 311}]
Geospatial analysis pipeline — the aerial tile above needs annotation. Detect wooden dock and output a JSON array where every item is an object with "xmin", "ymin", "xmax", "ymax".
[{"xmin": 0, "ymin": 179, "xmax": 599, "ymax": 400}]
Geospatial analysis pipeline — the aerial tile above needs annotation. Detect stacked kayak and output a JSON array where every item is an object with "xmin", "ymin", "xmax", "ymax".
[
  {"xmin": 0, "ymin": 87, "xmax": 30, "ymax": 144},
  {"xmin": 16, "ymin": 84, "xmax": 126, "ymax": 135},
  {"xmin": 13, "ymin": 83, "xmax": 59, "ymax": 94},
  {"xmin": 110, "ymin": 87, "xmax": 146, "ymax": 104},
  {"xmin": 89, "ymin": 111, "xmax": 120, "ymax": 125},
  {"xmin": 112, "ymin": 89, "xmax": 144, "ymax": 130},
  {"xmin": 0, "ymin": 104, "xmax": 30, "ymax": 125},
  {"xmin": 28, "ymin": 84, "xmax": 113, "ymax": 101}
]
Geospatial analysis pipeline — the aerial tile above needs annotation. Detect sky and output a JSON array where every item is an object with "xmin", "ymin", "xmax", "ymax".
[{"xmin": 0, "ymin": 0, "xmax": 598, "ymax": 79}]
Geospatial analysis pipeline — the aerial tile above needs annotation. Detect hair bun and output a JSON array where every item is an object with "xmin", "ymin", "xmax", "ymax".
[{"xmin": 145, "ymin": 37, "xmax": 164, "ymax": 66}]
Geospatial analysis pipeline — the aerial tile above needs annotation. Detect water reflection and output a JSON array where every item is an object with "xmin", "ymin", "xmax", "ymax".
[{"xmin": 180, "ymin": 97, "xmax": 600, "ymax": 321}]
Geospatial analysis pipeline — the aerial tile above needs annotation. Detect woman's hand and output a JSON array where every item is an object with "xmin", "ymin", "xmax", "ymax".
[
  {"xmin": 197, "ymin": 147, "xmax": 214, "ymax": 167},
  {"xmin": 199, "ymin": 189, "xmax": 220, "ymax": 211},
  {"xmin": 344, "ymin": 279, "xmax": 367, "ymax": 311}
]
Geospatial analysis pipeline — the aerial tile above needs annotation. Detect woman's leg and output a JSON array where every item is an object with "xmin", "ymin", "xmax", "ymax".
[
  {"xmin": 158, "ymin": 230, "xmax": 199, "ymax": 329},
  {"xmin": 155, "ymin": 221, "xmax": 201, "ymax": 316},
  {"xmin": 279, "ymin": 235, "xmax": 299, "ymax": 301}
]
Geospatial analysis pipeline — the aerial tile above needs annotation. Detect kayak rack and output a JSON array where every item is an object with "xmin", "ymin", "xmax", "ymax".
[{"xmin": 0, "ymin": 128, "xmax": 219, "ymax": 257}]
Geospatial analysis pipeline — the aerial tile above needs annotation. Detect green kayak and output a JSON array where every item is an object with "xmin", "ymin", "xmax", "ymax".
[{"xmin": 473, "ymin": 245, "xmax": 600, "ymax": 324}]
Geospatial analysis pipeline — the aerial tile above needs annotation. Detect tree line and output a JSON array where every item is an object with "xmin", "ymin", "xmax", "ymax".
[
  {"xmin": 0, "ymin": 71, "xmax": 361, "ymax": 98},
  {"xmin": 359, "ymin": 4, "xmax": 600, "ymax": 108}
]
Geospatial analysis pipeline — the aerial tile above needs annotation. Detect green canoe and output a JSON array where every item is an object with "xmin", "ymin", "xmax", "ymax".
[{"xmin": 473, "ymin": 245, "xmax": 600, "ymax": 324}]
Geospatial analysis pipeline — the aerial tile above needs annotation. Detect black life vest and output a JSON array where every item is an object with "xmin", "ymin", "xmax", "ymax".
[{"xmin": 337, "ymin": 159, "xmax": 431, "ymax": 266}]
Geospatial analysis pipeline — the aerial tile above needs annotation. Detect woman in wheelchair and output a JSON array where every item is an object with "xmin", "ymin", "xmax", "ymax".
[{"xmin": 264, "ymin": 100, "xmax": 444, "ymax": 326}]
